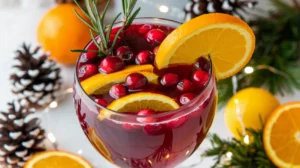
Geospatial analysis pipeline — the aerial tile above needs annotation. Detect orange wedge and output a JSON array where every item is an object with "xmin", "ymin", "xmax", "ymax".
[
  {"xmin": 99, "ymin": 92, "xmax": 179, "ymax": 119},
  {"xmin": 155, "ymin": 13, "xmax": 255, "ymax": 79},
  {"xmin": 24, "ymin": 151, "xmax": 92, "ymax": 168},
  {"xmin": 81, "ymin": 64, "xmax": 157, "ymax": 95},
  {"xmin": 264, "ymin": 102, "xmax": 300, "ymax": 167}
]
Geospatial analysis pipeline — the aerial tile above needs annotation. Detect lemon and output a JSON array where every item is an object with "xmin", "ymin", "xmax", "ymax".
[{"xmin": 225, "ymin": 87, "xmax": 280, "ymax": 139}]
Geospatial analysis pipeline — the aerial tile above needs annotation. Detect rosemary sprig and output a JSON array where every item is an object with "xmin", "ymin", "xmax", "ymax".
[{"xmin": 72, "ymin": 0, "xmax": 140, "ymax": 56}]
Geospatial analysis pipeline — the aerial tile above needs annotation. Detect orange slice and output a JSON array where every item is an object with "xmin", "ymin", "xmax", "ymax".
[
  {"xmin": 264, "ymin": 102, "xmax": 300, "ymax": 167},
  {"xmin": 99, "ymin": 92, "xmax": 179, "ymax": 119},
  {"xmin": 155, "ymin": 13, "xmax": 255, "ymax": 79},
  {"xmin": 81, "ymin": 64, "xmax": 157, "ymax": 95},
  {"xmin": 24, "ymin": 151, "xmax": 92, "ymax": 168}
]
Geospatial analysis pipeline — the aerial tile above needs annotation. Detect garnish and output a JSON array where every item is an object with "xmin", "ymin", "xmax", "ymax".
[{"xmin": 72, "ymin": 0, "xmax": 141, "ymax": 56}]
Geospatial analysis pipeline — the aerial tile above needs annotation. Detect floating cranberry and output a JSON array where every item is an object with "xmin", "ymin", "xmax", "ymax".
[
  {"xmin": 116, "ymin": 46, "xmax": 135, "ymax": 63},
  {"xmin": 166, "ymin": 116, "xmax": 187, "ymax": 129},
  {"xmin": 143, "ymin": 124, "xmax": 164, "ymax": 136},
  {"xmin": 161, "ymin": 73, "xmax": 179, "ymax": 86},
  {"xmin": 146, "ymin": 29, "xmax": 166, "ymax": 44},
  {"xmin": 78, "ymin": 64, "xmax": 98, "ymax": 81},
  {"xmin": 153, "ymin": 46, "xmax": 159, "ymax": 55},
  {"xmin": 99, "ymin": 56, "xmax": 125, "ymax": 74},
  {"xmin": 192, "ymin": 70, "xmax": 209, "ymax": 88},
  {"xmin": 137, "ymin": 109, "xmax": 156, "ymax": 123},
  {"xmin": 95, "ymin": 98, "xmax": 108, "ymax": 107},
  {"xmin": 80, "ymin": 43, "xmax": 98, "ymax": 63},
  {"xmin": 109, "ymin": 84, "xmax": 128, "ymax": 99},
  {"xmin": 180, "ymin": 93, "xmax": 196, "ymax": 105},
  {"xmin": 122, "ymin": 123, "xmax": 140, "ymax": 131},
  {"xmin": 194, "ymin": 57, "xmax": 211, "ymax": 72},
  {"xmin": 135, "ymin": 51, "xmax": 154, "ymax": 65},
  {"xmin": 108, "ymin": 34, "xmax": 121, "ymax": 47},
  {"xmin": 138, "ymin": 24, "xmax": 153, "ymax": 34},
  {"xmin": 125, "ymin": 73, "xmax": 148, "ymax": 91},
  {"xmin": 177, "ymin": 79, "xmax": 193, "ymax": 92}
]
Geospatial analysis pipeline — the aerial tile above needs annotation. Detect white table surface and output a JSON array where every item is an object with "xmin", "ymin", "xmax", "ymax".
[{"xmin": 0, "ymin": 0, "xmax": 299, "ymax": 167}]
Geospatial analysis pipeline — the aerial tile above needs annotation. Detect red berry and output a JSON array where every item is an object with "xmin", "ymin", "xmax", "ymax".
[
  {"xmin": 161, "ymin": 73, "xmax": 179, "ymax": 86},
  {"xmin": 166, "ymin": 116, "xmax": 187, "ymax": 129},
  {"xmin": 146, "ymin": 29, "xmax": 166, "ymax": 44},
  {"xmin": 153, "ymin": 46, "xmax": 159, "ymax": 55},
  {"xmin": 125, "ymin": 73, "xmax": 148, "ymax": 91},
  {"xmin": 108, "ymin": 34, "xmax": 121, "ymax": 47},
  {"xmin": 192, "ymin": 70, "xmax": 210, "ymax": 88},
  {"xmin": 180, "ymin": 93, "xmax": 196, "ymax": 105},
  {"xmin": 122, "ymin": 123, "xmax": 140, "ymax": 131},
  {"xmin": 99, "ymin": 56, "xmax": 125, "ymax": 74},
  {"xmin": 78, "ymin": 64, "xmax": 98, "ymax": 81},
  {"xmin": 135, "ymin": 51, "xmax": 154, "ymax": 65},
  {"xmin": 109, "ymin": 84, "xmax": 128, "ymax": 99},
  {"xmin": 80, "ymin": 42, "xmax": 98, "ymax": 63},
  {"xmin": 116, "ymin": 46, "xmax": 135, "ymax": 63},
  {"xmin": 95, "ymin": 98, "xmax": 108, "ymax": 107},
  {"xmin": 138, "ymin": 24, "xmax": 153, "ymax": 34},
  {"xmin": 143, "ymin": 124, "xmax": 164, "ymax": 136},
  {"xmin": 177, "ymin": 79, "xmax": 193, "ymax": 92},
  {"xmin": 194, "ymin": 57, "xmax": 211, "ymax": 72},
  {"xmin": 137, "ymin": 109, "xmax": 156, "ymax": 123}
]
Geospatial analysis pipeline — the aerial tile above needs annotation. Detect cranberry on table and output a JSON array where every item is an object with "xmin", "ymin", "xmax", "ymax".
[
  {"xmin": 166, "ymin": 116, "xmax": 187, "ymax": 129},
  {"xmin": 116, "ymin": 46, "xmax": 135, "ymax": 63},
  {"xmin": 192, "ymin": 70, "xmax": 210, "ymax": 88},
  {"xmin": 161, "ymin": 73, "xmax": 179, "ymax": 86},
  {"xmin": 94, "ymin": 98, "xmax": 108, "ymax": 107},
  {"xmin": 109, "ymin": 84, "xmax": 128, "ymax": 99},
  {"xmin": 194, "ymin": 57, "xmax": 211, "ymax": 72},
  {"xmin": 99, "ymin": 56, "xmax": 125, "ymax": 74},
  {"xmin": 78, "ymin": 64, "xmax": 98, "ymax": 81},
  {"xmin": 137, "ymin": 109, "xmax": 156, "ymax": 123},
  {"xmin": 125, "ymin": 73, "xmax": 148, "ymax": 91},
  {"xmin": 180, "ymin": 93, "xmax": 197, "ymax": 105},
  {"xmin": 153, "ymin": 46, "xmax": 159, "ymax": 55},
  {"xmin": 138, "ymin": 24, "xmax": 153, "ymax": 34},
  {"xmin": 146, "ymin": 29, "xmax": 166, "ymax": 44},
  {"xmin": 135, "ymin": 51, "xmax": 154, "ymax": 65},
  {"xmin": 177, "ymin": 79, "xmax": 193, "ymax": 93}
]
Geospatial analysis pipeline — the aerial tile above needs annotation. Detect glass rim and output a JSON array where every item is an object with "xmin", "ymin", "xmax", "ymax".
[{"xmin": 75, "ymin": 17, "xmax": 215, "ymax": 119}]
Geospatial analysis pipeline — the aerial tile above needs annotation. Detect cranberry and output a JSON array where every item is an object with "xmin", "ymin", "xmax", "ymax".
[
  {"xmin": 161, "ymin": 73, "xmax": 179, "ymax": 86},
  {"xmin": 146, "ymin": 29, "xmax": 166, "ymax": 44},
  {"xmin": 177, "ymin": 79, "xmax": 193, "ymax": 92},
  {"xmin": 94, "ymin": 98, "xmax": 108, "ymax": 107},
  {"xmin": 99, "ymin": 56, "xmax": 125, "ymax": 74},
  {"xmin": 78, "ymin": 64, "xmax": 98, "ymax": 81},
  {"xmin": 137, "ymin": 109, "xmax": 156, "ymax": 123},
  {"xmin": 180, "ymin": 93, "xmax": 196, "ymax": 105},
  {"xmin": 80, "ymin": 43, "xmax": 98, "ymax": 63},
  {"xmin": 138, "ymin": 24, "xmax": 153, "ymax": 34},
  {"xmin": 143, "ymin": 124, "xmax": 164, "ymax": 136},
  {"xmin": 192, "ymin": 70, "xmax": 209, "ymax": 88},
  {"xmin": 122, "ymin": 123, "xmax": 140, "ymax": 131},
  {"xmin": 135, "ymin": 51, "xmax": 154, "ymax": 65},
  {"xmin": 125, "ymin": 73, "xmax": 148, "ymax": 91},
  {"xmin": 108, "ymin": 34, "xmax": 121, "ymax": 47},
  {"xmin": 153, "ymin": 46, "xmax": 159, "ymax": 55},
  {"xmin": 109, "ymin": 84, "xmax": 128, "ymax": 99},
  {"xmin": 166, "ymin": 116, "xmax": 187, "ymax": 129},
  {"xmin": 116, "ymin": 46, "xmax": 135, "ymax": 63},
  {"xmin": 194, "ymin": 57, "xmax": 211, "ymax": 72}
]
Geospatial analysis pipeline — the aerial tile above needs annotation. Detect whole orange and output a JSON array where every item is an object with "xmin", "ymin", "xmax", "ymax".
[{"xmin": 37, "ymin": 4, "xmax": 91, "ymax": 65}]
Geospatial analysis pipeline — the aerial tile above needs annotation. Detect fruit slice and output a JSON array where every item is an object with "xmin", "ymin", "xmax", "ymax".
[
  {"xmin": 81, "ymin": 64, "xmax": 156, "ymax": 95},
  {"xmin": 24, "ymin": 151, "xmax": 92, "ymax": 168},
  {"xmin": 99, "ymin": 92, "xmax": 179, "ymax": 119},
  {"xmin": 155, "ymin": 13, "xmax": 255, "ymax": 79},
  {"xmin": 263, "ymin": 102, "xmax": 300, "ymax": 167}
]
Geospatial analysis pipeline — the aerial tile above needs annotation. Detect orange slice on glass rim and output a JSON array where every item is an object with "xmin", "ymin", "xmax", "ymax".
[
  {"xmin": 263, "ymin": 102, "xmax": 300, "ymax": 167},
  {"xmin": 155, "ymin": 13, "xmax": 255, "ymax": 79}
]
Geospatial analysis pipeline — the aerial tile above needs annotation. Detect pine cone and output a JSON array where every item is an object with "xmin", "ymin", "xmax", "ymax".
[
  {"xmin": 0, "ymin": 101, "xmax": 45, "ymax": 168},
  {"xmin": 10, "ymin": 43, "xmax": 62, "ymax": 110},
  {"xmin": 184, "ymin": 0, "xmax": 257, "ymax": 21}
]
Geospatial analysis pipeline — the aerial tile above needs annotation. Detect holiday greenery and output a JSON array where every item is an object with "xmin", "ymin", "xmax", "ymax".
[
  {"xmin": 218, "ymin": 0, "xmax": 300, "ymax": 106},
  {"xmin": 0, "ymin": 101, "xmax": 45, "ymax": 168},
  {"xmin": 10, "ymin": 43, "xmax": 62, "ymax": 110},
  {"xmin": 204, "ymin": 129, "xmax": 276, "ymax": 168}
]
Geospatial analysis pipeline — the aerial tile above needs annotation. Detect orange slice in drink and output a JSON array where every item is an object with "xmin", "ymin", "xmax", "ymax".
[
  {"xmin": 263, "ymin": 102, "xmax": 300, "ymax": 167},
  {"xmin": 81, "ymin": 64, "xmax": 157, "ymax": 95},
  {"xmin": 155, "ymin": 13, "xmax": 255, "ymax": 79},
  {"xmin": 24, "ymin": 151, "xmax": 92, "ymax": 168}
]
